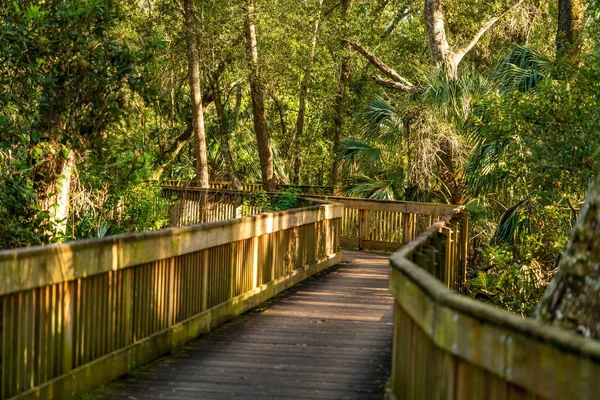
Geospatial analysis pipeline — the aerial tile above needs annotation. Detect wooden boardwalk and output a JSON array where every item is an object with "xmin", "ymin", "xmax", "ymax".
[{"xmin": 90, "ymin": 251, "xmax": 394, "ymax": 400}]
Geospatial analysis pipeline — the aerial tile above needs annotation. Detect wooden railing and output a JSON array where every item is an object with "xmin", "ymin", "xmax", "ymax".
[
  {"xmin": 162, "ymin": 188, "xmax": 270, "ymax": 226},
  {"xmin": 0, "ymin": 200, "xmax": 341, "ymax": 399},
  {"xmin": 162, "ymin": 186, "xmax": 460, "ymax": 253},
  {"xmin": 388, "ymin": 207, "xmax": 600, "ymax": 399},
  {"xmin": 302, "ymin": 196, "xmax": 458, "ymax": 253},
  {"xmin": 161, "ymin": 180, "xmax": 333, "ymax": 195}
]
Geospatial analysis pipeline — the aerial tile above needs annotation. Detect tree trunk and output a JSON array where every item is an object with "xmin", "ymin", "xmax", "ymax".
[
  {"xmin": 424, "ymin": 0, "xmax": 456, "ymax": 77},
  {"xmin": 536, "ymin": 172, "xmax": 600, "ymax": 339},
  {"xmin": 556, "ymin": 0, "xmax": 585, "ymax": 64},
  {"xmin": 34, "ymin": 147, "xmax": 75, "ymax": 241},
  {"xmin": 330, "ymin": 0, "xmax": 352, "ymax": 192},
  {"xmin": 292, "ymin": 0, "xmax": 323, "ymax": 184},
  {"xmin": 183, "ymin": 0, "xmax": 209, "ymax": 188},
  {"xmin": 244, "ymin": 0, "xmax": 276, "ymax": 192},
  {"xmin": 211, "ymin": 76, "xmax": 242, "ymax": 190}
]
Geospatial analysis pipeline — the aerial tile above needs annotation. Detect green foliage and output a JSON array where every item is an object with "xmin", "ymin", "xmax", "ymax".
[
  {"xmin": 0, "ymin": 0, "xmax": 136, "ymax": 150},
  {"xmin": 0, "ymin": 171, "xmax": 53, "ymax": 249},
  {"xmin": 241, "ymin": 188, "xmax": 300, "ymax": 215},
  {"xmin": 70, "ymin": 183, "xmax": 170, "ymax": 240},
  {"xmin": 467, "ymin": 243, "xmax": 551, "ymax": 316},
  {"xmin": 465, "ymin": 47, "xmax": 600, "ymax": 312},
  {"xmin": 242, "ymin": 190, "xmax": 271, "ymax": 215},
  {"xmin": 269, "ymin": 188, "xmax": 300, "ymax": 211}
]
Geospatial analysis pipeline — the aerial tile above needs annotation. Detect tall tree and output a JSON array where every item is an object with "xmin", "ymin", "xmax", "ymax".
[
  {"xmin": 209, "ymin": 75, "xmax": 242, "ymax": 189},
  {"xmin": 347, "ymin": 0, "xmax": 524, "ymax": 89},
  {"xmin": 330, "ymin": 0, "xmax": 352, "ymax": 191},
  {"xmin": 291, "ymin": 0, "xmax": 324, "ymax": 184},
  {"xmin": 556, "ymin": 0, "xmax": 585, "ymax": 63},
  {"xmin": 244, "ymin": 0, "xmax": 276, "ymax": 192},
  {"xmin": 183, "ymin": 0, "xmax": 210, "ymax": 188}
]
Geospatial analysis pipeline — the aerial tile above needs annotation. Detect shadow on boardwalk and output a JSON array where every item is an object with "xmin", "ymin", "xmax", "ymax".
[{"xmin": 90, "ymin": 251, "xmax": 393, "ymax": 400}]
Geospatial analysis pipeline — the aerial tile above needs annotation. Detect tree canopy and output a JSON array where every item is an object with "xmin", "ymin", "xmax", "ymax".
[{"xmin": 2, "ymin": 0, "xmax": 600, "ymax": 332}]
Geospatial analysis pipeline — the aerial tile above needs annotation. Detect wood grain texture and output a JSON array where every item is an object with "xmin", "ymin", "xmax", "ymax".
[{"xmin": 90, "ymin": 251, "xmax": 393, "ymax": 400}]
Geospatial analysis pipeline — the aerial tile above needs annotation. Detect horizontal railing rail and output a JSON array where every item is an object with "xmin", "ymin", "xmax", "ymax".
[
  {"xmin": 302, "ymin": 195, "xmax": 460, "ymax": 253},
  {"xmin": 162, "ymin": 186, "xmax": 460, "ymax": 253},
  {"xmin": 388, "ymin": 207, "xmax": 600, "ymax": 399},
  {"xmin": 162, "ymin": 187, "xmax": 277, "ymax": 226},
  {"xmin": 0, "ymin": 200, "xmax": 342, "ymax": 399},
  {"xmin": 160, "ymin": 180, "xmax": 334, "ymax": 195}
]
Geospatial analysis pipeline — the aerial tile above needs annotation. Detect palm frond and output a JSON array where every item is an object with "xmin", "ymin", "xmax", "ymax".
[
  {"xmin": 493, "ymin": 45, "xmax": 554, "ymax": 93},
  {"xmin": 466, "ymin": 138, "xmax": 510, "ymax": 197},
  {"xmin": 420, "ymin": 68, "xmax": 494, "ymax": 124},
  {"xmin": 360, "ymin": 96, "xmax": 404, "ymax": 144},
  {"xmin": 343, "ymin": 175, "xmax": 398, "ymax": 200},
  {"xmin": 336, "ymin": 138, "xmax": 383, "ymax": 171},
  {"xmin": 491, "ymin": 199, "xmax": 532, "ymax": 245}
]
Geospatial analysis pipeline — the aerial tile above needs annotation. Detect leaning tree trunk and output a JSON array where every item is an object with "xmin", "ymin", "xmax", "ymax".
[
  {"xmin": 244, "ymin": 0, "xmax": 276, "ymax": 192},
  {"xmin": 183, "ymin": 0, "xmax": 209, "ymax": 188},
  {"xmin": 211, "ymin": 76, "xmax": 242, "ymax": 190},
  {"xmin": 536, "ymin": 172, "xmax": 600, "ymax": 339},
  {"xmin": 556, "ymin": 0, "xmax": 585, "ymax": 64},
  {"xmin": 330, "ymin": 0, "xmax": 352, "ymax": 192}
]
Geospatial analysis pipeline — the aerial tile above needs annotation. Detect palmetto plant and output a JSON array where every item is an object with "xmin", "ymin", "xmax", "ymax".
[
  {"xmin": 336, "ymin": 95, "xmax": 408, "ymax": 200},
  {"xmin": 337, "ymin": 65, "xmax": 493, "ymax": 203},
  {"xmin": 466, "ymin": 45, "xmax": 557, "ymax": 245}
]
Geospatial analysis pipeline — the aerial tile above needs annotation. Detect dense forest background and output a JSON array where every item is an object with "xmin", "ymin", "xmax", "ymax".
[{"xmin": 1, "ymin": 0, "xmax": 599, "ymax": 316}]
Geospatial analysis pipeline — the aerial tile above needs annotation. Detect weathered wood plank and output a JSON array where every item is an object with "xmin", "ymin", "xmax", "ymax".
[
  {"xmin": 0, "ymin": 203, "xmax": 342, "ymax": 295},
  {"xmin": 89, "ymin": 251, "xmax": 393, "ymax": 400}
]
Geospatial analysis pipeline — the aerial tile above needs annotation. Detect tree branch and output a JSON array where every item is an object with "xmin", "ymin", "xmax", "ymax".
[
  {"xmin": 344, "ymin": 40, "xmax": 417, "ymax": 92},
  {"xmin": 372, "ymin": 75, "xmax": 417, "ymax": 92},
  {"xmin": 455, "ymin": 0, "xmax": 524, "ymax": 62}
]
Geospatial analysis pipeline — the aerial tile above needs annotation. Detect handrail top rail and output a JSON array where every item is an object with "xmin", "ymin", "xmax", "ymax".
[
  {"xmin": 293, "ymin": 194, "xmax": 458, "ymax": 207},
  {"xmin": 0, "ymin": 201, "xmax": 342, "ymax": 296},
  {"xmin": 163, "ymin": 186, "xmax": 458, "ymax": 209},
  {"xmin": 164, "ymin": 186, "xmax": 459, "ymax": 212},
  {"xmin": 162, "ymin": 186, "xmax": 307, "ymax": 198},
  {"xmin": 159, "ymin": 180, "xmax": 334, "ymax": 190},
  {"xmin": 392, "ymin": 206, "xmax": 464, "ymax": 260},
  {"xmin": 389, "ymin": 208, "xmax": 600, "ymax": 364}
]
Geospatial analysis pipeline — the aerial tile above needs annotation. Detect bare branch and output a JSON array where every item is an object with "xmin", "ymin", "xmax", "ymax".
[
  {"xmin": 372, "ymin": 75, "xmax": 417, "ymax": 92},
  {"xmin": 455, "ymin": 0, "xmax": 525, "ymax": 63},
  {"xmin": 344, "ymin": 40, "xmax": 417, "ymax": 92}
]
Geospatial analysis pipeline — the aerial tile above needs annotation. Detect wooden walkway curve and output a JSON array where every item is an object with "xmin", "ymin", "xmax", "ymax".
[{"xmin": 90, "ymin": 251, "xmax": 393, "ymax": 400}]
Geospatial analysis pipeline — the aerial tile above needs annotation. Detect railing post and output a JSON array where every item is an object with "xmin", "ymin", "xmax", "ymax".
[
  {"xmin": 201, "ymin": 250, "xmax": 209, "ymax": 311},
  {"xmin": 359, "ymin": 208, "xmax": 370, "ymax": 250},
  {"xmin": 459, "ymin": 212, "xmax": 469, "ymax": 292}
]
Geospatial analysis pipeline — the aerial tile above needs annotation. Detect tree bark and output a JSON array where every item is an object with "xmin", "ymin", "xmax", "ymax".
[
  {"xmin": 424, "ymin": 0, "xmax": 456, "ymax": 76},
  {"xmin": 330, "ymin": 0, "xmax": 352, "ymax": 191},
  {"xmin": 210, "ymin": 76, "xmax": 242, "ymax": 190},
  {"xmin": 344, "ymin": 40, "xmax": 417, "ymax": 92},
  {"xmin": 556, "ymin": 0, "xmax": 585, "ymax": 64},
  {"xmin": 536, "ymin": 172, "xmax": 600, "ymax": 339},
  {"xmin": 33, "ymin": 145, "xmax": 75, "ymax": 241},
  {"xmin": 244, "ymin": 0, "xmax": 276, "ymax": 192},
  {"xmin": 350, "ymin": 0, "xmax": 520, "ymax": 87},
  {"xmin": 183, "ymin": 0, "xmax": 209, "ymax": 188},
  {"xmin": 292, "ymin": 0, "xmax": 324, "ymax": 184}
]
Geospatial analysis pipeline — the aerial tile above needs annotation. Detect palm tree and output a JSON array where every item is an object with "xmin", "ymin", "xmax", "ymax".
[{"xmin": 338, "ymin": 66, "xmax": 492, "ymax": 204}]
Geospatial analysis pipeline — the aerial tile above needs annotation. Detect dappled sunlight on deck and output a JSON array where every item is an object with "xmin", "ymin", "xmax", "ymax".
[{"xmin": 91, "ymin": 251, "xmax": 394, "ymax": 399}]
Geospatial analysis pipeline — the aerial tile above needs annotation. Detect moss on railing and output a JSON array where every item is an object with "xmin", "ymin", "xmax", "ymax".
[
  {"xmin": 388, "ymin": 207, "xmax": 600, "ymax": 400},
  {"xmin": 0, "ymin": 198, "xmax": 342, "ymax": 399}
]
